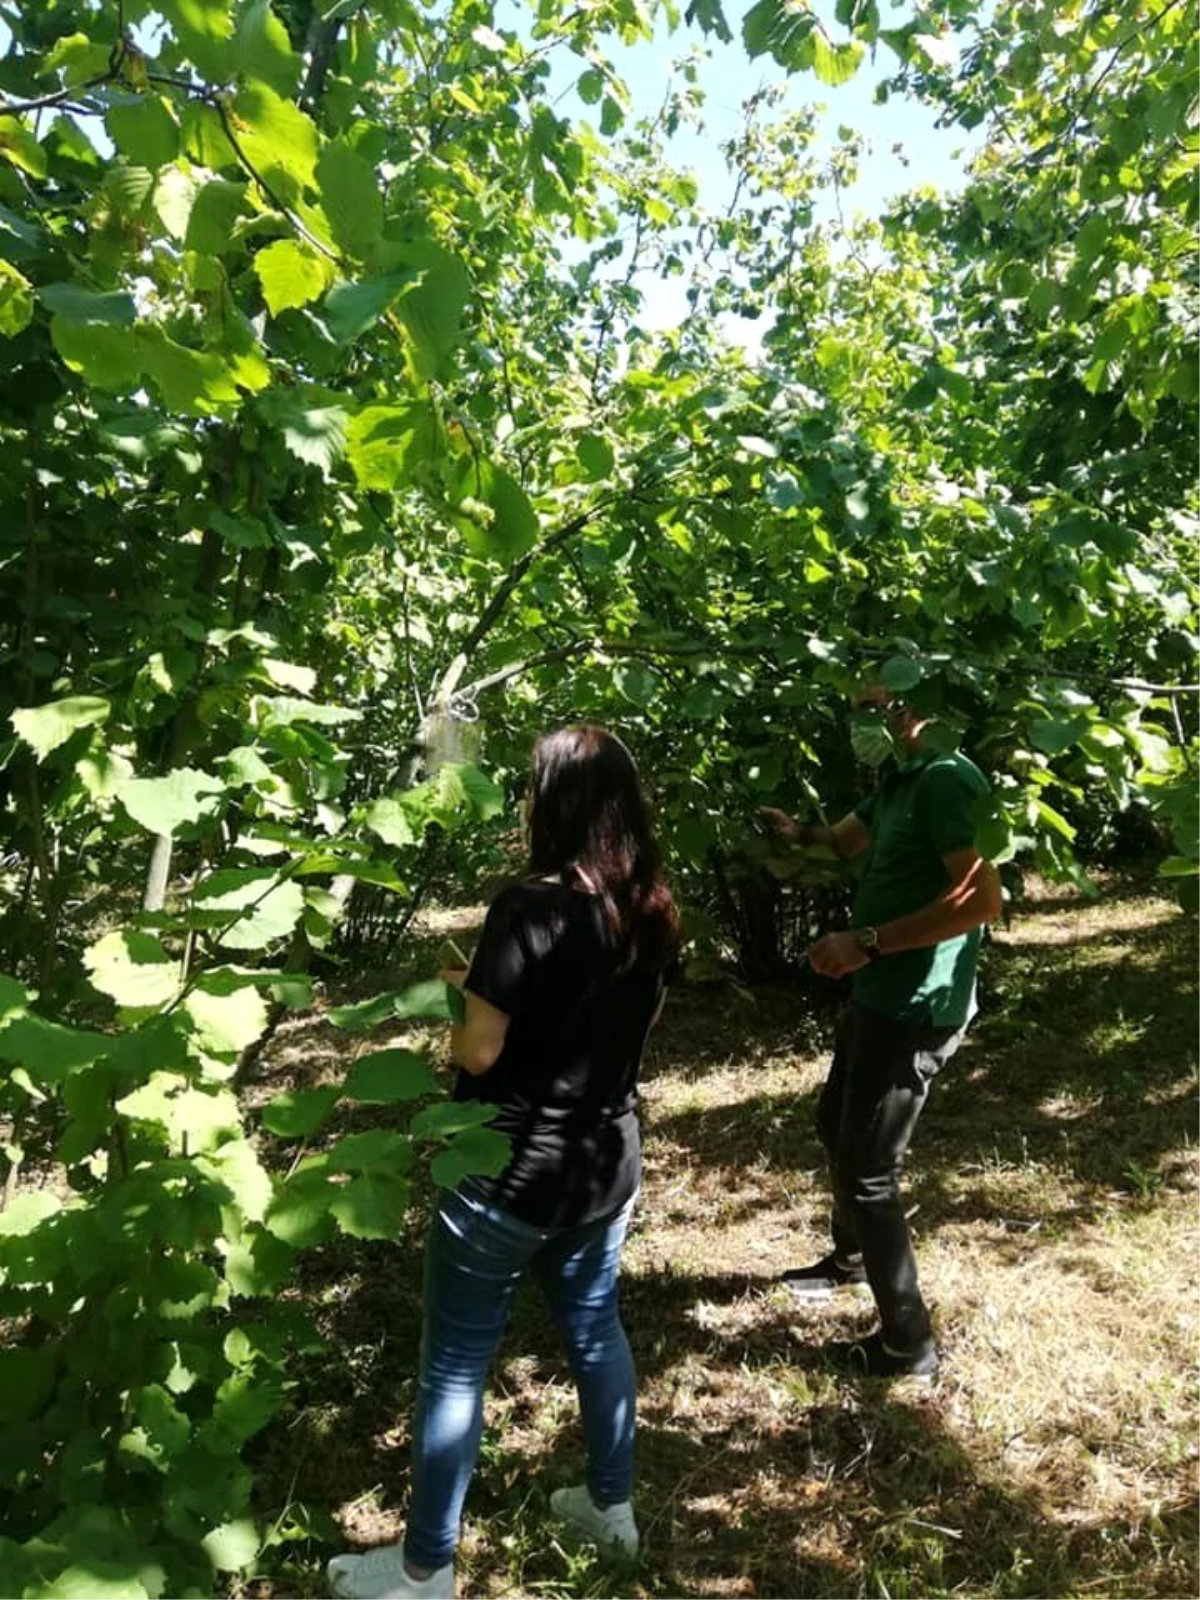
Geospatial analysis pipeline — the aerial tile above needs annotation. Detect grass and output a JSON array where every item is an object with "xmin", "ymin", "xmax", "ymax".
[{"xmin": 242, "ymin": 876, "xmax": 1198, "ymax": 1600}]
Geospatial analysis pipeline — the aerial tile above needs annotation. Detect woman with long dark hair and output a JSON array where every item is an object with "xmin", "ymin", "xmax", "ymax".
[{"xmin": 329, "ymin": 725, "xmax": 679, "ymax": 1600}]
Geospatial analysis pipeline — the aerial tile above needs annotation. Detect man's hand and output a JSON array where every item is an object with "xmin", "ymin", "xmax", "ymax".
[
  {"xmin": 439, "ymin": 967, "xmax": 469, "ymax": 989},
  {"xmin": 758, "ymin": 806, "xmax": 806, "ymax": 844},
  {"xmin": 807, "ymin": 931, "xmax": 870, "ymax": 978}
]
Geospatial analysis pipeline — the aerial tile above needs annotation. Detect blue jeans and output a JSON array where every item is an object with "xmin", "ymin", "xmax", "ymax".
[{"xmin": 404, "ymin": 1184, "xmax": 638, "ymax": 1570}]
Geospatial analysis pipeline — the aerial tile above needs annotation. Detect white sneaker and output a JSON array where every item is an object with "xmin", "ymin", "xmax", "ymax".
[
  {"xmin": 326, "ymin": 1544, "xmax": 456, "ymax": 1600},
  {"xmin": 549, "ymin": 1483, "xmax": 639, "ymax": 1559}
]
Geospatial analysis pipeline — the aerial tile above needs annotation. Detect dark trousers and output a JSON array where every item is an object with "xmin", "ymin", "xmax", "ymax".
[{"xmin": 816, "ymin": 1002, "xmax": 964, "ymax": 1353}]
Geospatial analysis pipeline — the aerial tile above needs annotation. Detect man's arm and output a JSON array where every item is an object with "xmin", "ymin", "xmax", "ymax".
[
  {"xmin": 759, "ymin": 808, "xmax": 870, "ymax": 860},
  {"xmin": 874, "ymin": 848, "xmax": 1002, "ymax": 954},
  {"xmin": 808, "ymin": 849, "xmax": 1002, "ymax": 977}
]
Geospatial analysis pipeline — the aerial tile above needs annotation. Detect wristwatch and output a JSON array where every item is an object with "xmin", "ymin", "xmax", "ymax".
[{"xmin": 854, "ymin": 926, "xmax": 882, "ymax": 962}]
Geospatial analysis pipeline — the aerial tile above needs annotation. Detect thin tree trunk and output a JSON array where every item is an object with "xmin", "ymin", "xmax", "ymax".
[{"xmin": 141, "ymin": 524, "xmax": 226, "ymax": 913}]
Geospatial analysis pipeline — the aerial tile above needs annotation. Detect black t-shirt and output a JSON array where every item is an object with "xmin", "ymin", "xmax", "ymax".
[{"xmin": 455, "ymin": 879, "xmax": 666, "ymax": 1228}]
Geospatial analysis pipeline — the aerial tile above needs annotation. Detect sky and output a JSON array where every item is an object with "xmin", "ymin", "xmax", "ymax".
[
  {"xmin": 1, "ymin": 3, "xmax": 984, "ymax": 344},
  {"xmin": 513, "ymin": 2, "xmax": 985, "ymax": 338}
]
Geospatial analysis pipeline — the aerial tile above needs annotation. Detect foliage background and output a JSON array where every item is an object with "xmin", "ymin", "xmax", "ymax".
[{"xmin": 0, "ymin": 0, "xmax": 1195, "ymax": 1592}]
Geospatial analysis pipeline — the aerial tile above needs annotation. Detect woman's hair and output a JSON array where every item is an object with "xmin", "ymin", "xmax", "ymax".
[{"xmin": 527, "ymin": 724, "xmax": 679, "ymax": 969}]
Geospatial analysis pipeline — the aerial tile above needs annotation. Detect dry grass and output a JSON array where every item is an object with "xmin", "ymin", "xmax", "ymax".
[{"xmin": 244, "ymin": 878, "xmax": 1199, "ymax": 1600}]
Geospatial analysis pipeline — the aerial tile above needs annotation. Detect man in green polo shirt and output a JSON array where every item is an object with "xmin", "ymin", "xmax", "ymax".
[{"xmin": 761, "ymin": 687, "xmax": 1001, "ymax": 1378}]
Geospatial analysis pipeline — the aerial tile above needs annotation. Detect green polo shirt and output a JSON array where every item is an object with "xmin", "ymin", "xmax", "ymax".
[{"xmin": 851, "ymin": 748, "xmax": 990, "ymax": 1027}]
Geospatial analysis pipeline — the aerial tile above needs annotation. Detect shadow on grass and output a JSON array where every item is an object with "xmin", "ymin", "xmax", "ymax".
[
  {"xmin": 646, "ymin": 888, "xmax": 1197, "ymax": 1217},
  {"xmin": 246, "ymin": 879, "xmax": 1197, "ymax": 1597},
  {"xmin": 254, "ymin": 1248, "xmax": 1198, "ymax": 1599}
]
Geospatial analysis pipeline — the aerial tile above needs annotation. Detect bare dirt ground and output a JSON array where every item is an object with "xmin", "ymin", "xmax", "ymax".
[{"xmin": 243, "ymin": 877, "xmax": 1199, "ymax": 1599}]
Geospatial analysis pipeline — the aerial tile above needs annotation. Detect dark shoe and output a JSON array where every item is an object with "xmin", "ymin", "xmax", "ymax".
[
  {"xmin": 781, "ymin": 1252, "xmax": 868, "ymax": 1300},
  {"xmin": 826, "ymin": 1330, "xmax": 940, "ymax": 1379}
]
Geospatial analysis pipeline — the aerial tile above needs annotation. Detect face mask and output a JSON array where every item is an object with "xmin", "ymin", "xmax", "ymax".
[{"xmin": 850, "ymin": 710, "xmax": 896, "ymax": 769}]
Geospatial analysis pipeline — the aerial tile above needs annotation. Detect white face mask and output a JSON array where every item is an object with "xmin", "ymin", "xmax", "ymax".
[{"xmin": 850, "ymin": 710, "xmax": 896, "ymax": 769}]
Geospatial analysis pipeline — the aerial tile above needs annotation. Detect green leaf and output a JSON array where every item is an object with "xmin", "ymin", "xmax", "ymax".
[
  {"xmin": 184, "ymin": 178, "xmax": 249, "ymax": 254},
  {"xmin": 577, "ymin": 433, "xmax": 614, "ymax": 481},
  {"xmin": 0, "ymin": 1188, "xmax": 61, "ymax": 1236},
  {"xmin": 921, "ymin": 721, "xmax": 962, "ymax": 756},
  {"xmin": 51, "ymin": 320, "xmax": 143, "ymax": 390},
  {"xmin": 1033, "ymin": 798, "xmax": 1077, "ymax": 842},
  {"xmin": 39, "ymin": 283, "xmax": 136, "ymax": 325},
  {"xmin": 193, "ymin": 868, "xmax": 305, "ymax": 950},
  {"xmin": 880, "ymin": 656, "xmax": 923, "ymax": 693},
  {"xmin": 202, "ymin": 1371, "xmax": 284, "ymax": 1452},
  {"xmin": 265, "ymin": 1170, "xmax": 335, "ymax": 1246},
  {"xmin": 0, "ymin": 260, "xmax": 34, "ymax": 337},
  {"xmin": 0, "ymin": 973, "xmax": 29, "ymax": 1027},
  {"xmin": 328, "ymin": 978, "xmax": 463, "ymax": 1031},
  {"xmin": 435, "ymin": 763, "xmax": 506, "ymax": 822},
  {"xmin": 0, "ymin": 1345, "xmax": 55, "ymax": 1422},
  {"xmin": 121, "ymin": 1382, "xmax": 192, "ymax": 1467},
  {"xmin": 139, "ymin": 329, "xmax": 242, "ymax": 416},
  {"xmin": 222, "ymin": 1222, "xmax": 294, "ymax": 1299},
  {"xmin": 684, "ymin": 0, "xmax": 733, "ymax": 40},
  {"xmin": 329, "ymin": 1171, "xmax": 410, "ymax": 1239},
  {"xmin": 323, "ymin": 273, "xmax": 412, "ymax": 343},
  {"xmin": 391, "ymin": 243, "xmax": 471, "ymax": 379},
  {"xmin": 201, "ymin": 1137, "xmax": 273, "ymax": 1221},
  {"xmin": 77, "ymin": 748, "xmax": 135, "ymax": 802},
  {"xmin": 42, "ymin": 1566, "xmax": 149, "ymax": 1600},
  {"xmin": 326, "ymin": 1129, "xmax": 414, "ymax": 1173},
  {"xmin": 344, "ymin": 400, "xmax": 435, "ymax": 489},
  {"xmin": 316, "ymin": 140, "xmax": 383, "ymax": 259},
  {"xmin": 363, "ymin": 796, "xmax": 416, "ymax": 847},
  {"xmin": 326, "ymin": 992, "xmax": 405, "ymax": 1032},
  {"xmin": 0, "ymin": 201, "xmax": 42, "ymax": 260},
  {"xmin": 0, "ymin": 1015, "xmax": 112, "ymax": 1086},
  {"xmin": 119, "ymin": 767, "xmax": 225, "ymax": 835},
  {"xmin": 482, "ymin": 467, "xmax": 539, "ymax": 559},
  {"xmin": 84, "ymin": 930, "xmax": 178, "ymax": 1009},
  {"xmin": 116, "ymin": 1075, "xmax": 242, "ymax": 1152},
  {"xmin": 343, "ymin": 1049, "xmax": 438, "ymax": 1104},
  {"xmin": 233, "ymin": 82, "xmax": 319, "ymax": 200},
  {"xmin": 257, "ymin": 694, "xmax": 362, "ymax": 729},
  {"xmin": 235, "ymin": 0, "xmax": 300, "ymax": 95},
  {"xmin": 261, "ymin": 1084, "xmax": 341, "ymax": 1137},
  {"xmin": 410, "ymin": 1100, "xmax": 498, "ymax": 1139},
  {"xmin": 614, "ymin": 662, "xmax": 658, "ymax": 707},
  {"xmin": 254, "ymin": 238, "xmax": 332, "ymax": 316},
  {"xmin": 0, "ymin": 117, "xmax": 48, "ymax": 179},
  {"xmin": 106, "ymin": 96, "xmax": 180, "ymax": 168},
  {"xmin": 159, "ymin": 0, "xmax": 235, "ymax": 80},
  {"xmin": 1029, "ymin": 717, "xmax": 1090, "ymax": 756},
  {"xmin": 1159, "ymin": 855, "xmax": 1200, "ymax": 878},
  {"xmin": 431, "ymin": 1125, "xmax": 512, "ymax": 1188},
  {"xmin": 742, "ymin": 0, "xmax": 813, "ymax": 65},
  {"xmin": 202, "ymin": 1519, "xmax": 259, "ymax": 1573},
  {"xmin": 255, "ymin": 390, "xmax": 348, "ymax": 476},
  {"xmin": 104, "ymin": 1015, "xmax": 188, "ymax": 1083},
  {"xmin": 398, "ymin": 978, "xmax": 465, "ymax": 1022},
  {"xmin": 184, "ymin": 983, "xmax": 269, "ymax": 1057},
  {"xmin": 812, "ymin": 32, "xmax": 863, "ymax": 84},
  {"xmin": 11, "ymin": 696, "xmax": 110, "ymax": 760},
  {"xmin": 45, "ymin": 31, "xmax": 113, "ymax": 83}
]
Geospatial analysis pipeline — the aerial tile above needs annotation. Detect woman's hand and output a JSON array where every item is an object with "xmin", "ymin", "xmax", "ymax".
[{"xmin": 439, "ymin": 967, "xmax": 469, "ymax": 989}]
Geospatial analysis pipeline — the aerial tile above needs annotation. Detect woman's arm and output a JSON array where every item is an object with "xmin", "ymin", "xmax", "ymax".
[{"xmin": 446, "ymin": 979, "xmax": 511, "ymax": 1076}]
